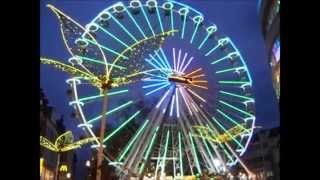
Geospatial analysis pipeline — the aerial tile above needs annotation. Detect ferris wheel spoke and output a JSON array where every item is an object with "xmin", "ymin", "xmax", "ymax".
[
  {"xmin": 145, "ymin": 58, "xmax": 170, "ymax": 75},
  {"xmin": 117, "ymin": 119, "xmax": 150, "ymax": 162},
  {"xmin": 218, "ymin": 80, "xmax": 251, "ymax": 86},
  {"xmin": 175, "ymin": 88, "xmax": 181, "ymax": 118},
  {"xmin": 169, "ymin": 93, "xmax": 176, "ymax": 117},
  {"xmin": 69, "ymin": 89, "xmax": 129, "ymax": 105},
  {"xmin": 178, "ymin": 132, "xmax": 184, "ymax": 176},
  {"xmin": 211, "ymin": 51, "xmax": 239, "ymax": 65},
  {"xmin": 87, "ymin": 100, "xmax": 134, "ymax": 124},
  {"xmin": 76, "ymin": 55, "xmax": 126, "ymax": 70},
  {"xmin": 217, "ymin": 142, "xmax": 235, "ymax": 163},
  {"xmin": 205, "ymin": 44, "xmax": 220, "ymax": 57},
  {"xmin": 188, "ymin": 132, "xmax": 202, "ymax": 175},
  {"xmin": 179, "ymin": 8, "xmax": 189, "ymax": 39},
  {"xmin": 205, "ymin": 38, "xmax": 229, "ymax": 57},
  {"xmin": 172, "ymin": 48, "xmax": 177, "ymax": 71},
  {"xmin": 189, "ymin": 74, "xmax": 205, "ymax": 79},
  {"xmin": 93, "ymin": 23, "xmax": 131, "ymax": 49},
  {"xmin": 169, "ymin": 5, "xmax": 175, "ymax": 36},
  {"xmin": 149, "ymin": 53, "xmax": 169, "ymax": 71},
  {"xmin": 198, "ymin": 25, "xmax": 217, "ymax": 50},
  {"xmin": 108, "ymin": 12, "xmax": 138, "ymax": 43},
  {"xmin": 103, "ymin": 110, "xmax": 142, "ymax": 143},
  {"xmin": 215, "ymin": 66, "xmax": 246, "ymax": 74},
  {"xmin": 154, "ymin": 50, "xmax": 171, "ymax": 70},
  {"xmin": 186, "ymin": 88, "xmax": 206, "ymax": 103},
  {"xmin": 160, "ymin": 129, "xmax": 170, "ymax": 177},
  {"xmin": 219, "ymin": 91, "xmax": 254, "ymax": 101},
  {"xmin": 205, "ymin": 124, "xmax": 238, "ymax": 164},
  {"xmin": 218, "ymin": 100, "xmax": 254, "ymax": 118},
  {"xmin": 177, "ymin": 51, "xmax": 188, "ymax": 73},
  {"xmin": 180, "ymin": 56, "xmax": 194, "ymax": 73},
  {"xmin": 125, "ymin": 5, "xmax": 147, "ymax": 38},
  {"xmin": 159, "ymin": 48, "xmax": 173, "ymax": 70},
  {"xmin": 216, "ymin": 109, "xmax": 250, "ymax": 134},
  {"xmin": 201, "ymin": 123, "xmax": 232, "ymax": 171},
  {"xmin": 190, "ymin": 23, "xmax": 200, "ymax": 44},
  {"xmin": 138, "ymin": 126, "xmax": 160, "ymax": 174},
  {"xmin": 223, "ymin": 142, "xmax": 253, "ymax": 175},
  {"xmin": 142, "ymin": 78, "xmax": 167, "ymax": 82},
  {"xmin": 211, "ymin": 117, "xmax": 244, "ymax": 149},
  {"xmin": 178, "ymin": 88, "xmax": 193, "ymax": 116},
  {"xmin": 143, "ymin": 72, "xmax": 167, "ymax": 79},
  {"xmin": 145, "ymin": 82, "xmax": 170, "ymax": 96},
  {"xmin": 155, "ymin": 2, "xmax": 165, "ymax": 34},
  {"xmin": 190, "ymin": 16, "xmax": 203, "ymax": 44},
  {"xmin": 140, "ymin": 4, "xmax": 156, "ymax": 36},
  {"xmin": 143, "ymin": 81, "xmax": 169, "ymax": 89},
  {"xmin": 83, "ymin": 38, "xmax": 129, "ymax": 59},
  {"xmin": 156, "ymin": 86, "xmax": 174, "ymax": 108},
  {"xmin": 198, "ymin": 131, "xmax": 218, "ymax": 171}
]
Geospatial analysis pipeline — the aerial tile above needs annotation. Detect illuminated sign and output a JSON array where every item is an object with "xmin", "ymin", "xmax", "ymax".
[
  {"xmin": 59, "ymin": 165, "xmax": 68, "ymax": 172},
  {"xmin": 272, "ymin": 38, "xmax": 280, "ymax": 63},
  {"xmin": 40, "ymin": 158, "xmax": 44, "ymax": 176}
]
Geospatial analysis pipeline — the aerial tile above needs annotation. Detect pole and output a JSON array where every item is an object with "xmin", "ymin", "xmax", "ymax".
[
  {"xmin": 55, "ymin": 153, "xmax": 61, "ymax": 180},
  {"xmin": 96, "ymin": 88, "xmax": 109, "ymax": 180}
]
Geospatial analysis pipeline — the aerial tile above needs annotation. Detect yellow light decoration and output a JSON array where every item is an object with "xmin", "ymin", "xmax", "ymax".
[
  {"xmin": 40, "ymin": 131, "xmax": 98, "ymax": 153},
  {"xmin": 40, "ymin": 158, "xmax": 44, "ymax": 176},
  {"xmin": 47, "ymin": 4, "xmax": 109, "ymax": 75},
  {"xmin": 59, "ymin": 165, "xmax": 68, "ymax": 172},
  {"xmin": 108, "ymin": 29, "xmax": 178, "ymax": 77},
  {"xmin": 40, "ymin": 58, "xmax": 102, "ymax": 88},
  {"xmin": 192, "ymin": 124, "xmax": 247, "ymax": 144}
]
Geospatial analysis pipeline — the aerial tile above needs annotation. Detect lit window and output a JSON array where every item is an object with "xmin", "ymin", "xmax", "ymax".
[{"xmin": 272, "ymin": 37, "xmax": 280, "ymax": 63}]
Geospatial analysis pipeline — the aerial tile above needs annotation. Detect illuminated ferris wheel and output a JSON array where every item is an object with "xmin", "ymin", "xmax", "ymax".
[{"xmin": 41, "ymin": 0, "xmax": 256, "ymax": 178}]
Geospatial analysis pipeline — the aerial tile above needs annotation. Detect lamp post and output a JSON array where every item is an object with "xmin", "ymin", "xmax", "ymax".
[
  {"xmin": 96, "ymin": 83, "xmax": 109, "ymax": 180},
  {"xmin": 66, "ymin": 172, "xmax": 71, "ymax": 179}
]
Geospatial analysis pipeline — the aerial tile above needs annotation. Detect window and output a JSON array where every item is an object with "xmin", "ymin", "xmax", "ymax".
[
  {"xmin": 267, "ymin": 171, "xmax": 274, "ymax": 177},
  {"xmin": 272, "ymin": 37, "xmax": 280, "ymax": 63}
]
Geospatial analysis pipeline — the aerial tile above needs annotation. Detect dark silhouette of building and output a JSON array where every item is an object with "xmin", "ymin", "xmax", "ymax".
[
  {"xmin": 259, "ymin": 0, "xmax": 280, "ymax": 99},
  {"xmin": 40, "ymin": 88, "xmax": 59, "ymax": 180},
  {"xmin": 239, "ymin": 127, "xmax": 280, "ymax": 180},
  {"xmin": 40, "ymin": 88, "xmax": 76, "ymax": 180}
]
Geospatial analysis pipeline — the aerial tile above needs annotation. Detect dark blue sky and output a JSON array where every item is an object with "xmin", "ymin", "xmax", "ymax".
[{"xmin": 40, "ymin": 0, "xmax": 279, "ymax": 179}]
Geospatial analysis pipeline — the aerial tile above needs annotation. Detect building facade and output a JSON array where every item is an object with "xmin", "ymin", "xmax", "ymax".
[
  {"xmin": 259, "ymin": 0, "xmax": 280, "ymax": 99},
  {"xmin": 40, "ymin": 89, "xmax": 76, "ymax": 180},
  {"xmin": 240, "ymin": 127, "xmax": 280, "ymax": 180},
  {"xmin": 40, "ymin": 88, "xmax": 59, "ymax": 180}
]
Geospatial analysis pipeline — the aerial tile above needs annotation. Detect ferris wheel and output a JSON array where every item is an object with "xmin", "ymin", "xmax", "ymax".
[{"xmin": 41, "ymin": 0, "xmax": 256, "ymax": 178}]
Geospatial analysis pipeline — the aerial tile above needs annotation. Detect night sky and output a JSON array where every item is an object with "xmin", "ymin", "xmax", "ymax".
[{"xmin": 40, "ymin": 0, "xmax": 279, "ymax": 179}]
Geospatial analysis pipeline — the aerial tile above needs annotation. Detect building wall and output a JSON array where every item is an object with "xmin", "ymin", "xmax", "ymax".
[
  {"xmin": 40, "ymin": 89, "xmax": 75, "ymax": 180},
  {"xmin": 259, "ymin": 0, "xmax": 280, "ymax": 99},
  {"xmin": 40, "ymin": 89, "xmax": 58, "ymax": 179},
  {"xmin": 241, "ymin": 127, "xmax": 280, "ymax": 180}
]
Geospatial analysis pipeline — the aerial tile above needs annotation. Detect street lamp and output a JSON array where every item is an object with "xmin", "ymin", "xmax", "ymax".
[
  {"xmin": 86, "ymin": 160, "xmax": 91, "ymax": 167},
  {"xmin": 66, "ymin": 172, "xmax": 71, "ymax": 179}
]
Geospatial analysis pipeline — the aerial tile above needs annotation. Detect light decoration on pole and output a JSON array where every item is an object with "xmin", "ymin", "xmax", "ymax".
[
  {"xmin": 40, "ymin": 0, "xmax": 258, "ymax": 179},
  {"xmin": 59, "ymin": 165, "xmax": 68, "ymax": 173},
  {"xmin": 40, "ymin": 131, "xmax": 97, "ymax": 180},
  {"xmin": 40, "ymin": 131, "xmax": 97, "ymax": 153}
]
